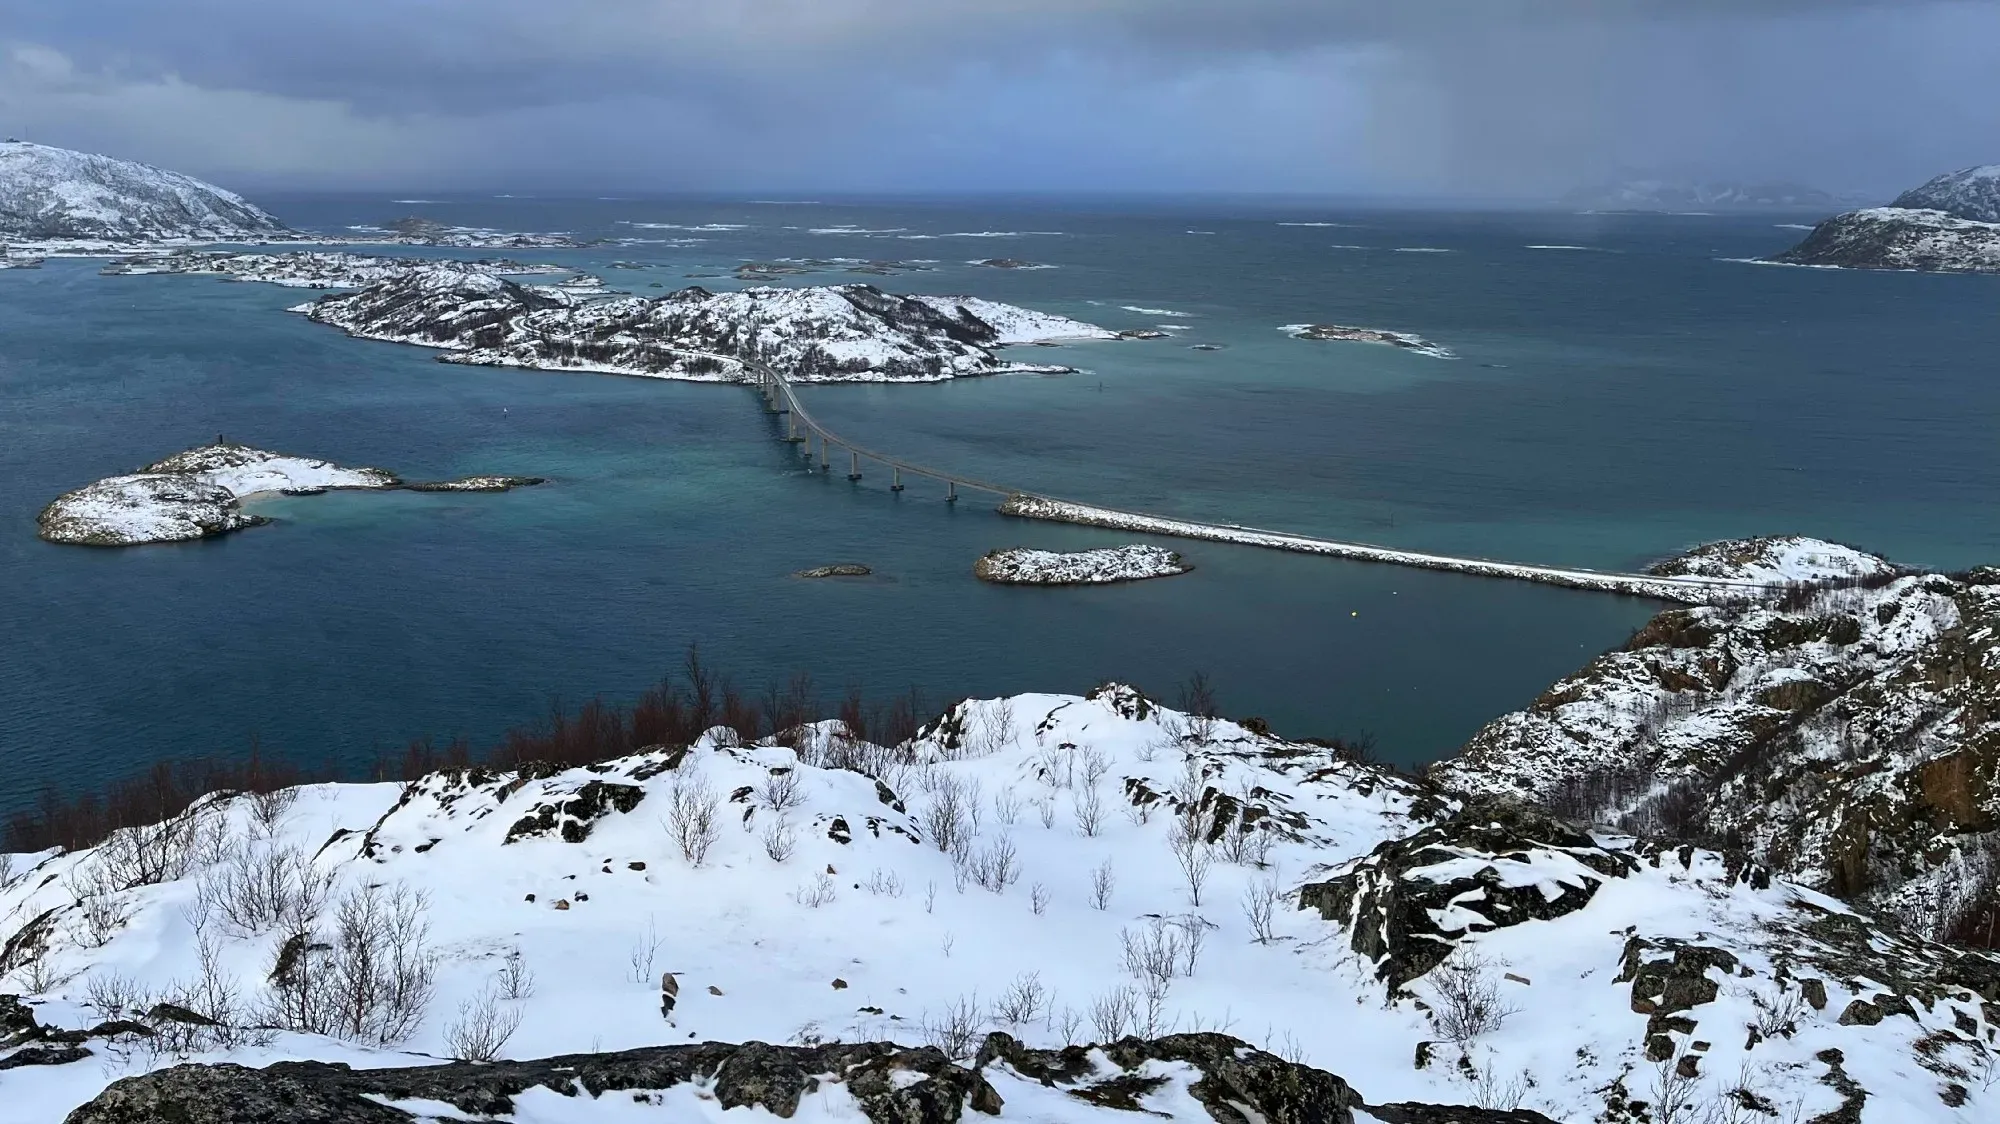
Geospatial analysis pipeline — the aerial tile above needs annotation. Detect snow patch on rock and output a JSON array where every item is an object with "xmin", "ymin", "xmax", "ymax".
[{"xmin": 973, "ymin": 545, "xmax": 1191, "ymax": 585}]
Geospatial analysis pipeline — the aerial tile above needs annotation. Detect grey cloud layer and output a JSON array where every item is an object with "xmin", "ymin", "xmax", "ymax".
[{"xmin": 0, "ymin": 0, "xmax": 1992, "ymax": 195}]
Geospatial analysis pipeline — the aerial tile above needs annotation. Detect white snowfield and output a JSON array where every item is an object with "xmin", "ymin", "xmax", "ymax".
[
  {"xmin": 998, "ymin": 497, "xmax": 1868, "ymax": 605},
  {"xmin": 0, "ymin": 141, "xmax": 288, "ymax": 244},
  {"xmin": 3, "ymin": 685, "xmax": 1990, "ymax": 1121},
  {"xmin": 302, "ymin": 267, "xmax": 1119, "ymax": 383},
  {"xmin": 973, "ymin": 545, "xmax": 1191, "ymax": 585}
]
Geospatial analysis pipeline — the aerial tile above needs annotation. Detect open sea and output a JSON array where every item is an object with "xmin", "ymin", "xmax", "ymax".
[{"xmin": 4, "ymin": 195, "xmax": 1998, "ymax": 812}]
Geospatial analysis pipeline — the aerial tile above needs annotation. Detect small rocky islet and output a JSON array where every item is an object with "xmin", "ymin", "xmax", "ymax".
[
  {"xmin": 973, "ymin": 544, "xmax": 1191, "ymax": 585},
  {"xmin": 37, "ymin": 441, "xmax": 544, "ymax": 546}
]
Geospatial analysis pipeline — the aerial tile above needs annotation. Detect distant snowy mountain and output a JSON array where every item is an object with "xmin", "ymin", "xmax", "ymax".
[
  {"xmin": 1562, "ymin": 179, "xmax": 1847, "ymax": 212},
  {"xmin": 1891, "ymin": 164, "xmax": 2000, "ymax": 222},
  {"xmin": 0, "ymin": 141, "xmax": 288, "ymax": 245}
]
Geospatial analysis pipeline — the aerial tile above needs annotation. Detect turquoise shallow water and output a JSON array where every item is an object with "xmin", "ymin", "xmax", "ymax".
[{"xmin": 3, "ymin": 196, "xmax": 1997, "ymax": 810}]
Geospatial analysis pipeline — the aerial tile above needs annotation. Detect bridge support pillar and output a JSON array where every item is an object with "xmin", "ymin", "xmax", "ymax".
[
  {"xmin": 820, "ymin": 439, "xmax": 830, "ymax": 473},
  {"xmin": 891, "ymin": 467, "xmax": 904, "ymax": 492},
  {"xmin": 946, "ymin": 480, "xmax": 958, "ymax": 504},
  {"xmin": 847, "ymin": 451, "xmax": 862, "ymax": 481}
]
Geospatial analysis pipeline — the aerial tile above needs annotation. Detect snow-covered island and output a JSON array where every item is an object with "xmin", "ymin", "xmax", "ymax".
[
  {"xmin": 38, "ymin": 442, "xmax": 542, "ymax": 546},
  {"xmin": 299, "ymin": 265, "xmax": 1121, "ymax": 382},
  {"xmin": 358, "ymin": 215, "xmax": 586, "ymax": 249},
  {"xmin": 1891, "ymin": 163, "xmax": 2000, "ymax": 222},
  {"xmin": 1646, "ymin": 534, "xmax": 1901, "ymax": 586},
  {"xmin": 101, "ymin": 250, "xmax": 564, "ymax": 289},
  {"xmin": 5, "ymin": 680, "xmax": 1996, "ymax": 1121},
  {"xmin": 1283, "ymin": 323, "xmax": 1455, "ymax": 359},
  {"xmin": 0, "ymin": 140, "xmax": 290, "ymax": 250},
  {"xmin": 973, "ymin": 544, "xmax": 1191, "ymax": 585},
  {"xmin": 1562, "ymin": 178, "xmax": 1850, "ymax": 212},
  {"xmin": 1767, "ymin": 206, "xmax": 2000, "ymax": 272}
]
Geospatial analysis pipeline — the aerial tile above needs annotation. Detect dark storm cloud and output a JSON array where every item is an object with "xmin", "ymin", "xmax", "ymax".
[{"xmin": 0, "ymin": 0, "xmax": 1994, "ymax": 195}]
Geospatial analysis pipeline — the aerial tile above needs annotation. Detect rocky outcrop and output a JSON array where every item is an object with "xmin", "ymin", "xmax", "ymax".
[
  {"xmin": 103, "ymin": 250, "xmax": 559, "ymax": 289},
  {"xmin": 1432, "ymin": 566, "xmax": 2000, "ymax": 945},
  {"xmin": 57, "ymin": 1033, "xmax": 1407, "ymax": 1124},
  {"xmin": 303, "ymin": 268, "xmax": 1116, "ymax": 383},
  {"xmin": 973, "ymin": 545, "xmax": 1191, "ymax": 585},
  {"xmin": 1768, "ymin": 207, "xmax": 2000, "ymax": 273},
  {"xmin": 1299, "ymin": 799, "xmax": 1634, "ymax": 984},
  {"xmin": 1891, "ymin": 165, "xmax": 2000, "ymax": 222},
  {"xmin": 1283, "ymin": 324, "xmax": 1453, "ymax": 359},
  {"xmin": 0, "ymin": 141, "xmax": 288, "ymax": 245}
]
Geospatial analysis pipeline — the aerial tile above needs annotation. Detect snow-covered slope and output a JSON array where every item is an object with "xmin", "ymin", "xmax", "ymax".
[
  {"xmin": 302, "ymin": 267, "xmax": 1118, "ymax": 382},
  {"xmin": 1432, "ymin": 565, "xmax": 2000, "ymax": 949},
  {"xmin": 0, "ymin": 141, "xmax": 288, "ymax": 245},
  {"xmin": 38, "ymin": 441, "xmax": 539, "ymax": 546},
  {"xmin": 1767, "ymin": 207, "xmax": 2000, "ymax": 273},
  {"xmin": 1892, "ymin": 165, "xmax": 2000, "ymax": 222},
  {"xmin": 4, "ymin": 685, "xmax": 1992, "ymax": 1121},
  {"xmin": 1647, "ymin": 536, "xmax": 1901, "ymax": 587}
]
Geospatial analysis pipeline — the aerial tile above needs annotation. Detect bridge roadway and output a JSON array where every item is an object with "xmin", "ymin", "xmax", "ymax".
[{"xmin": 747, "ymin": 360, "xmax": 1774, "ymax": 605}]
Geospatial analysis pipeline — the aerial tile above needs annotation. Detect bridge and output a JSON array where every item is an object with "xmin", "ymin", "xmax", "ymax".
[{"xmin": 747, "ymin": 361, "xmax": 1776, "ymax": 605}]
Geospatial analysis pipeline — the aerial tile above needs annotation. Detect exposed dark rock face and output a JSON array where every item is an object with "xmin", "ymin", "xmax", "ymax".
[
  {"xmin": 503, "ymin": 780, "xmax": 647, "ymax": 844},
  {"xmin": 1891, "ymin": 165, "xmax": 2000, "ymax": 222},
  {"xmin": 1299, "ymin": 799, "xmax": 1630, "ymax": 985},
  {"xmin": 56, "ymin": 1033, "xmax": 1463, "ymax": 1124},
  {"xmin": 1768, "ymin": 208, "xmax": 2000, "ymax": 273}
]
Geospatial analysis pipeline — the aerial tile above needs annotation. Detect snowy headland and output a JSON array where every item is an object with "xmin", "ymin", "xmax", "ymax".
[
  {"xmin": 3, "ymin": 683, "xmax": 1993, "ymax": 1121},
  {"xmin": 1282, "ymin": 324, "xmax": 1455, "ymax": 359},
  {"xmin": 0, "ymin": 141, "xmax": 289, "ymax": 247},
  {"xmin": 300, "ymin": 266, "xmax": 1122, "ymax": 383},
  {"xmin": 37, "ymin": 442, "xmax": 542, "ymax": 546},
  {"xmin": 1768, "ymin": 207, "xmax": 2000, "ymax": 273},
  {"xmin": 973, "ymin": 545, "xmax": 1191, "ymax": 585}
]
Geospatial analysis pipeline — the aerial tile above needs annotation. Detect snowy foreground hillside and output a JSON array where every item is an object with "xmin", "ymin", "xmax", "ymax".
[
  {"xmin": 5, "ymin": 685, "xmax": 1994, "ymax": 1121},
  {"xmin": 0, "ymin": 142, "xmax": 288, "ymax": 247},
  {"xmin": 299, "ymin": 265, "xmax": 1119, "ymax": 382}
]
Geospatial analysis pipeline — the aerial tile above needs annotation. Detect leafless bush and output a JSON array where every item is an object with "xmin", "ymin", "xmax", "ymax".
[
  {"xmin": 1649, "ymin": 1052, "xmax": 1707, "ymax": 1124},
  {"xmin": 17, "ymin": 952, "xmax": 79, "ymax": 996},
  {"xmin": 865, "ymin": 868, "xmax": 905, "ymax": 897},
  {"xmin": 923, "ymin": 992, "xmax": 984, "ymax": 1061},
  {"xmin": 991, "ymin": 971, "xmax": 1049, "ymax": 1026},
  {"xmin": 496, "ymin": 947, "xmax": 536, "ymax": 1000},
  {"xmin": 795, "ymin": 872, "xmax": 837, "ymax": 908},
  {"xmin": 759, "ymin": 769, "xmax": 805, "ymax": 814},
  {"xmin": 992, "ymin": 788, "xmax": 1023, "ymax": 827},
  {"xmin": 1080, "ymin": 747, "xmax": 1112, "ymax": 790},
  {"xmin": 1243, "ymin": 879, "xmax": 1282, "ymax": 943},
  {"xmin": 147, "ymin": 932, "xmax": 263, "ymax": 1057},
  {"xmin": 1121, "ymin": 918, "xmax": 1187, "ymax": 990},
  {"xmin": 1752, "ymin": 986, "xmax": 1807, "ymax": 1039},
  {"xmin": 923, "ymin": 773, "xmax": 975, "ymax": 855},
  {"xmin": 248, "ymin": 786, "xmax": 298, "ymax": 832},
  {"xmin": 67, "ymin": 865, "xmax": 134, "ymax": 947},
  {"xmin": 85, "ymin": 971, "xmax": 145, "ymax": 1018},
  {"xmin": 968, "ymin": 836, "xmax": 1021, "ymax": 893},
  {"xmin": 96, "ymin": 816, "xmax": 198, "ymax": 890},
  {"xmin": 1074, "ymin": 787, "xmax": 1105, "ymax": 838},
  {"xmin": 1176, "ymin": 673, "xmax": 1219, "ymax": 744},
  {"xmin": 1465, "ymin": 1061, "xmax": 1531, "ymax": 1111},
  {"xmin": 199, "ymin": 841, "xmax": 335, "ymax": 935},
  {"xmin": 1218, "ymin": 805, "xmax": 1274, "ymax": 866},
  {"xmin": 1169, "ymin": 820, "xmax": 1216, "ymax": 906},
  {"xmin": 628, "ymin": 916, "xmax": 663, "ymax": 984},
  {"xmin": 1031, "ymin": 882, "xmax": 1050, "ymax": 915},
  {"xmin": 762, "ymin": 816, "xmax": 797, "ymax": 863},
  {"xmin": 445, "ymin": 987, "xmax": 525, "ymax": 1062},
  {"xmin": 1051, "ymin": 1005, "xmax": 1084, "ymax": 1045},
  {"xmin": 1035, "ymin": 796, "xmax": 1057, "ymax": 830},
  {"xmin": 260, "ymin": 881, "xmax": 437, "ymax": 1045},
  {"xmin": 1090, "ymin": 984, "xmax": 1140, "ymax": 1041},
  {"xmin": 666, "ymin": 770, "xmax": 721, "ymax": 867},
  {"xmin": 1427, "ymin": 948, "xmax": 1515, "ymax": 1047},
  {"xmin": 1090, "ymin": 860, "xmax": 1116, "ymax": 911},
  {"xmin": 0, "ymin": 852, "xmax": 18, "ymax": 891},
  {"xmin": 972, "ymin": 699, "xmax": 1016, "ymax": 758}
]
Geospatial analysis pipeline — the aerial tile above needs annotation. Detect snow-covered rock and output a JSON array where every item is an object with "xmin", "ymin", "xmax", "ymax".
[
  {"xmin": 1767, "ymin": 207, "xmax": 2000, "ymax": 272},
  {"xmin": 4, "ymin": 683, "xmax": 1993, "ymax": 1121},
  {"xmin": 37, "ymin": 442, "xmax": 538, "ymax": 546},
  {"xmin": 1283, "ymin": 324, "xmax": 1454, "ymax": 360},
  {"xmin": 101, "ymin": 251, "xmax": 562, "ymax": 289},
  {"xmin": 1431, "ymin": 560, "xmax": 2000, "ymax": 950},
  {"xmin": 973, "ymin": 545, "xmax": 1191, "ymax": 585},
  {"xmin": 1646, "ymin": 535, "xmax": 1901, "ymax": 587},
  {"xmin": 1561, "ymin": 179, "xmax": 1847, "ymax": 212},
  {"xmin": 302, "ymin": 268, "xmax": 1117, "ymax": 382},
  {"xmin": 0, "ymin": 141, "xmax": 288, "ymax": 245},
  {"xmin": 1892, "ymin": 165, "xmax": 2000, "ymax": 222},
  {"xmin": 364, "ymin": 216, "xmax": 584, "ymax": 249}
]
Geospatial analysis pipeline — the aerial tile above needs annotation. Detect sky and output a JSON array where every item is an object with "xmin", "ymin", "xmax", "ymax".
[{"xmin": 0, "ymin": 0, "xmax": 1996, "ymax": 198}]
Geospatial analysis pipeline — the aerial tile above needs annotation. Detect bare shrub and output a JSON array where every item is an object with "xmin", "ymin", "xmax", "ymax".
[
  {"xmin": 865, "ymin": 868, "xmax": 905, "ymax": 897},
  {"xmin": 1121, "ymin": 918, "xmax": 1186, "ymax": 990},
  {"xmin": 1169, "ymin": 820, "xmax": 1215, "ymax": 906},
  {"xmin": 97, "ymin": 816, "xmax": 198, "ymax": 890},
  {"xmin": 84, "ymin": 971, "xmax": 145, "ymax": 1018},
  {"xmin": 1030, "ymin": 882, "xmax": 1050, "ymax": 915},
  {"xmin": 762, "ymin": 816, "xmax": 797, "ymax": 863},
  {"xmin": 1080, "ymin": 747, "xmax": 1112, "ymax": 790},
  {"xmin": 1751, "ymin": 986, "xmax": 1807, "ymax": 1039},
  {"xmin": 261, "ymin": 881, "xmax": 437, "ymax": 1045},
  {"xmin": 666, "ymin": 770, "xmax": 721, "ymax": 867},
  {"xmin": 991, "ymin": 971, "xmax": 1049, "ymax": 1026},
  {"xmin": 1051, "ymin": 1005, "xmax": 1084, "ymax": 1046},
  {"xmin": 248, "ymin": 786, "xmax": 298, "ymax": 833},
  {"xmin": 1466, "ymin": 1061, "xmax": 1532, "ymax": 1111},
  {"xmin": 199, "ymin": 842, "xmax": 335, "ymax": 935},
  {"xmin": 445, "ymin": 987, "xmax": 525, "ymax": 1062},
  {"xmin": 795, "ymin": 872, "xmax": 837, "ymax": 908},
  {"xmin": 968, "ymin": 836, "xmax": 1021, "ymax": 893},
  {"xmin": 1074, "ymin": 787, "xmax": 1105, "ymax": 838},
  {"xmin": 627, "ymin": 917, "xmax": 663, "ymax": 984},
  {"xmin": 759, "ymin": 768, "xmax": 805, "ymax": 814},
  {"xmin": 17, "ymin": 953, "xmax": 80, "ymax": 996},
  {"xmin": 1243, "ymin": 879, "xmax": 1282, "ymax": 944},
  {"xmin": 0, "ymin": 852, "xmax": 18, "ymax": 892},
  {"xmin": 67, "ymin": 865, "xmax": 134, "ymax": 947},
  {"xmin": 1176, "ymin": 673, "xmax": 1219, "ymax": 743},
  {"xmin": 923, "ymin": 773, "xmax": 974, "ymax": 855},
  {"xmin": 923, "ymin": 993, "xmax": 984, "ymax": 1061},
  {"xmin": 993, "ymin": 788, "xmax": 1023, "ymax": 827},
  {"xmin": 496, "ymin": 947, "xmax": 536, "ymax": 1001},
  {"xmin": 1427, "ymin": 948, "xmax": 1515, "ymax": 1047},
  {"xmin": 1035, "ymin": 796, "xmax": 1057, "ymax": 830},
  {"xmin": 972, "ymin": 699, "xmax": 1016, "ymax": 758},
  {"xmin": 1090, "ymin": 860, "xmax": 1115, "ymax": 911},
  {"xmin": 1090, "ymin": 984, "xmax": 1140, "ymax": 1041}
]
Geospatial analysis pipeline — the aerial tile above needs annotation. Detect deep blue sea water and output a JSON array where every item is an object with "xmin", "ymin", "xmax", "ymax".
[{"xmin": 4, "ymin": 196, "xmax": 1998, "ymax": 811}]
